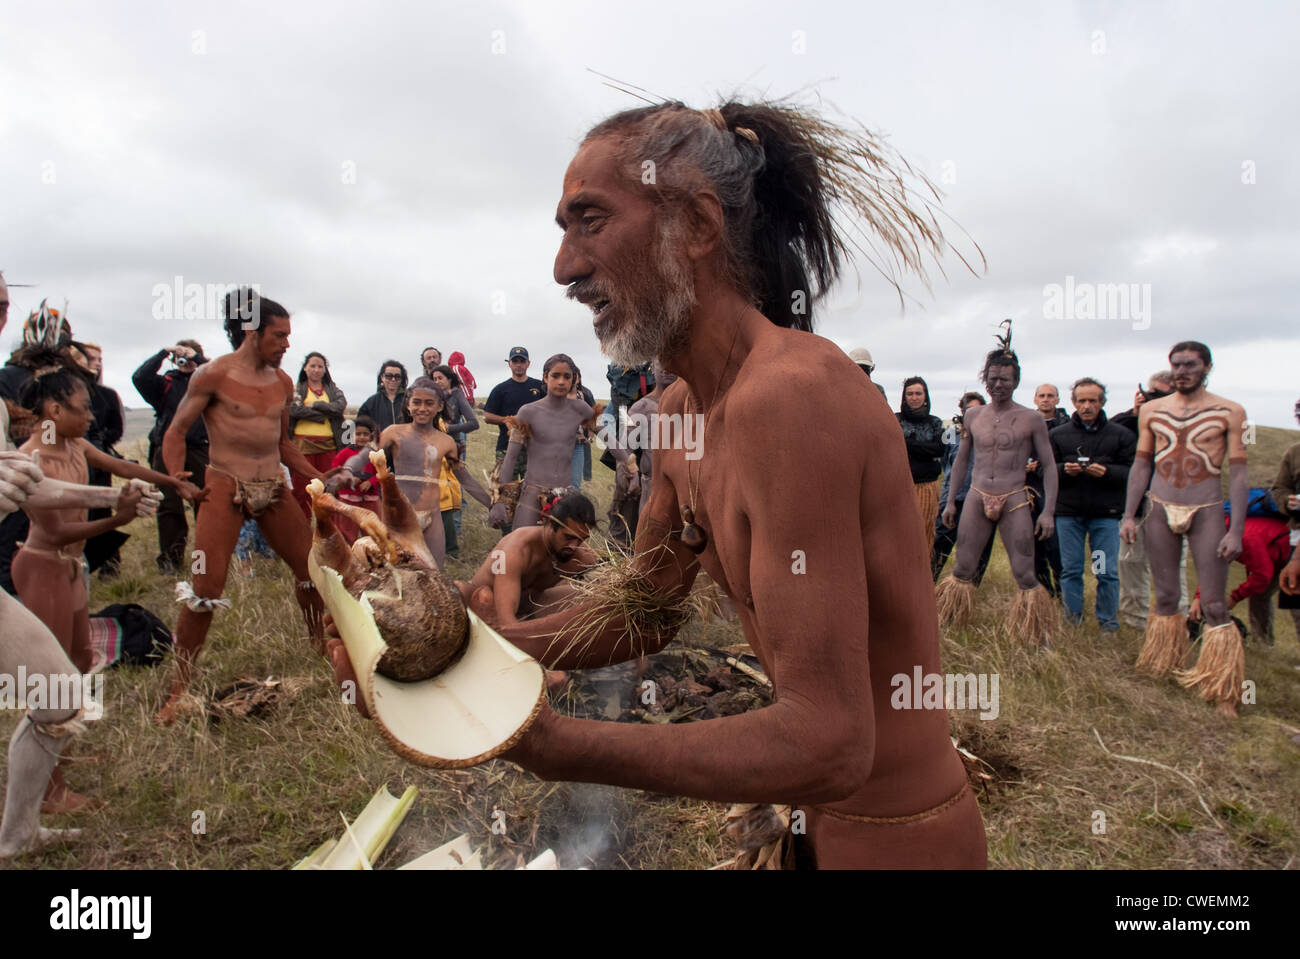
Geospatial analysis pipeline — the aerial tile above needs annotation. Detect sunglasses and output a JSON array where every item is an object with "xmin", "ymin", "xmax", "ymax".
[{"xmin": 382, "ymin": 372, "xmax": 402, "ymax": 379}]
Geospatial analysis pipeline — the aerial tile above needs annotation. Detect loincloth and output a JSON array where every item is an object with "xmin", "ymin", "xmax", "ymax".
[
  {"xmin": 1147, "ymin": 492, "xmax": 1221, "ymax": 535},
  {"xmin": 15, "ymin": 542, "xmax": 82, "ymax": 582},
  {"xmin": 970, "ymin": 486, "xmax": 1035, "ymax": 521},
  {"xmin": 726, "ymin": 782, "xmax": 978, "ymax": 870},
  {"xmin": 208, "ymin": 464, "xmax": 286, "ymax": 519}
]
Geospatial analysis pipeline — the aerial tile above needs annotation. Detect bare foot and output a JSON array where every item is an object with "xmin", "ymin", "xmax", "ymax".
[
  {"xmin": 0, "ymin": 826, "xmax": 83, "ymax": 860},
  {"xmin": 155, "ymin": 687, "xmax": 190, "ymax": 726},
  {"xmin": 545, "ymin": 669, "xmax": 569, "ymax": 692},
  {"xmin": 41, "ymin": 783, "xmax": 104, "ymax": 815}
]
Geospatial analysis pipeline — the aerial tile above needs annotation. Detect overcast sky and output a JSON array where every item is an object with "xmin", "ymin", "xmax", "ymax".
[{"xmin": 2, "ymin": 0, "xmax": 1297, "ymax": 428}]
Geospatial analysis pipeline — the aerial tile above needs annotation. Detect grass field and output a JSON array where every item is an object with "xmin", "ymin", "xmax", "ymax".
[{"xmin": 2, "ymin": 420, "xmax": 1298, "ymax": 870}]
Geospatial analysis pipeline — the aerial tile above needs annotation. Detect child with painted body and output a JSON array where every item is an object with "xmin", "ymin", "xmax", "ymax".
[
  {"xmin": 17, "ymin": 373, "xmax": 198, "ymax": 673},
  {"xmin": 489, "ymin": 355, "xmax": 594, "ymax": 532},
  {"xmin": 373, "ymin": 378, "xmax": 489, "ymax": 569}
]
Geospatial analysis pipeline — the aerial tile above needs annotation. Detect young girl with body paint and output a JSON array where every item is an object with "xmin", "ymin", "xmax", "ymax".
[{"xmin": 16, "ymin": 364, "xmax": 202, "ymax": 673}]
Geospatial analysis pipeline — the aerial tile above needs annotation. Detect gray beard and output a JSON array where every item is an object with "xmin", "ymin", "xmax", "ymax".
[{"xmin": 599, "ymin": 220, "xmax": 696, "ymax": 368}]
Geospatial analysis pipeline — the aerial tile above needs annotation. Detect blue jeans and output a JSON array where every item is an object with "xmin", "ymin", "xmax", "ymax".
[
  {"xmin": 571, "ymin": 443, "xmax": 585, "ymax": 490},
  {"xmin": 1056, "ymin": 515, "xmax": 1120, "ymax": 629}
]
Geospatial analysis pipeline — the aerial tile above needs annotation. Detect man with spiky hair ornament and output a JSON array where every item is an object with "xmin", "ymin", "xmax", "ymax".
[{"xmin": 936, "ymin": 321, "xmax": 1061, "ymax": 646}]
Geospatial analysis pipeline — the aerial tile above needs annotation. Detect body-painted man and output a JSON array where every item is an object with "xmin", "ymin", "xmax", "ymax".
[
  {"xmin": 363, "ymin": 100, "xmax": 988, "ymax": 868},
  {"xmin": 936, "ymin": 325, "xmax": 1060, "ymax": 645},
  {"xmin": 1121, "ymin": 341, "xmax": 1248, "ymax": 717},
  {"xmin": 157, "ymin": 290, "xmax": 327, "ymax": 724}
]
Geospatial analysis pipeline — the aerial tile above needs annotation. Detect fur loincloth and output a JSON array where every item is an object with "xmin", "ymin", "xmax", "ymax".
[{"xmin": 209, "ymin": 464, "xmax": 286, "ymax": 519}]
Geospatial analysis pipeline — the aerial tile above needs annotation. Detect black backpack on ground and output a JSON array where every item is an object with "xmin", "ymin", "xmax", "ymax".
[{"xmin": 91, "ymin": 603, "xmax": 175, "ymax": 667}]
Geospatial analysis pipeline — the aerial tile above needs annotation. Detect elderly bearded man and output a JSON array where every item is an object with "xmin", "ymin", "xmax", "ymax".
[{"xmin": 332, "ymin": 102, "xmax": 989, "ymax": 869}]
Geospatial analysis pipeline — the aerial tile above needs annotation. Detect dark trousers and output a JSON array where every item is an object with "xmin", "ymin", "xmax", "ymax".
[
  {"xmin": 932, "ymin": 497, "xmax": 994, "ymax": 585},
  {"xmin": 154, "ymin": 445, "xmax": 208, "ymax": 573},
  {"xmin": 1030, "ymin": 494, "xmax": 1062, "ymax": 596}
]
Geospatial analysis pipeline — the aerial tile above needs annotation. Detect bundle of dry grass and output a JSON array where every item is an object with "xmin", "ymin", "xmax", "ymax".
[
  {"xmin": 1007, "ymin": 584, "xmax": 1059, "ymax": 648},
  {"xmin": 542, "ymin": 543, "xmax": 705, "ymax": 666},
  {"xmin": 935, "ymin": 575, "xmax": 977, "ymax": 631},
  {"xmin": 1136, "ymin": 612, "xmax": 1190, "ymax": 677},
  {"xmin": 1178, "ymin": 621, "xmax": 1245, "ymax": 718}
]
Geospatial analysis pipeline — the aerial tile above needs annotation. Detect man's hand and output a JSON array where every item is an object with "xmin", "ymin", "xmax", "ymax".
[
  {"xmin": 325, "ymin": 633, "xmax": 371, "ymax": 720},
  {"xmin": 1084, "ymin": 462, "xmax": 1106, "ymax": 478},
  {"xmin": 123, "ymin": 479, "xmax": 164, "ymax": 518},
  {"xmin": 941, "ymin": 502, "xmax": 957, "ymax": 529},
  {"xmin": 175, "ymin": 478, "xmax": 207, "ymax": 503},
  {"xmin": 1119, "ymin": 516, "xmax": 1138, "ymax": 544},
  {"xmin": 1035, "ymin": 512, "xmax": 1055, "ymax": 541},
  {"xmin": 1188, "ymin": 596, "xmax": 1203, "ymax": 622},
  {"xmin": 1063, "ymin": 462, "xmax": 1083, "ymax": 476},
  {"xmin": 1217, "ymin": 531, "xmax": 1243, "ymax": 562},
  {"xmin": 0, "ymin": 450, "xmax": 43, "ymax": 514},
  {"xmin": 1026, "ymin": 459, "xmax": 1039, "ymax": 474},
  {"xmin": 488, "ymin": 502, "xmax": 509, "ymax": 529},
  {"xmin": 114, "ymin": 484, "xmax": 144, "ymax": 524},
  {"xmin": 1281, "ymin": 555, "xmax": 1300, "ymax": 595}
]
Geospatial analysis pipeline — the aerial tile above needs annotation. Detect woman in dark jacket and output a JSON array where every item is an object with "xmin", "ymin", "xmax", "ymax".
[
  {"xmin": 358, "ymin": 359, "xmax": 410, "ymax": 433},
  {"xmin": 288, "ymin": 352, "xmax": 347, "ymax": 518},
  {"xmin": 897, "ymin": 375, "xmax": 946, "ymax": 552}
]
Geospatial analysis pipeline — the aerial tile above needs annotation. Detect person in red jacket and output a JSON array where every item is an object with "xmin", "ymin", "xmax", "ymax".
[{"xmin": 1190, "ymin": 514, "xmax": 1298, "ymax": 645}]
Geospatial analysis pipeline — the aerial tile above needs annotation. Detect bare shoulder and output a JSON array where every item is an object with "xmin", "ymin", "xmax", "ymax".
[
  {"xmin": 1204, "ymin": 392, "xmax": 1245, "ymax": 417},
  {"xmin": 276, "ymin": 369, "xmax": 295, "ymax": 396},
  {"xmin": 187, "ymin": 358, "xmax": 223, "ymax": 392},
  {"xmin": 659, "ymin": 378, "xmax": 690, "ymax": 415},
  {"xmin": 732, "ymin": 328, "xmax": 869, "ymax": 419},
  {"xmin": 728, "ymin": 329, "xmax": 881, "ymax": 460}
]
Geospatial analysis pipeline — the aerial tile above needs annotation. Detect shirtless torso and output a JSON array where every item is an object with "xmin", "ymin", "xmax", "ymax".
[
  {"xmin": 158, "ymin": 307, "xmax": 326, "ymax": 723},
  {"xmin": 460, "ymin": 524, "xmax": 595, "ymax": 626},
  {"xmin": 379, "ymin": 422, "xmax": 456, "ymax": 562},
  {"xmin": 489, "ymin": 322, "xmax": 984, "ymax": 868},
  {"xmin": 1122, "ymin": 348, "xmax": 1247, "ymax": 715},
  {"xmin": 495, "ymin": 394, "xmax": 594, "ymax": 530},
  {"xmin": 946, "ymin": 397, "xmax": 1057, "ymax": 584}
]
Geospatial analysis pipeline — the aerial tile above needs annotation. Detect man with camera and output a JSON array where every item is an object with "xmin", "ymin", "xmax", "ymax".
[
  {"xmin": 133, "ymin": 341, "xmax": 209, "ymax": 572},
  {"xmin": 1048, "ymin": 377, "xmax": 1136, "ymax": 631}
]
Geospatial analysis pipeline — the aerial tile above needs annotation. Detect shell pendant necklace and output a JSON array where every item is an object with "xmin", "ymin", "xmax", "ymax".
[{"xmin": 680, "ymin": 316, "xmax": 744, "ymax": 554}]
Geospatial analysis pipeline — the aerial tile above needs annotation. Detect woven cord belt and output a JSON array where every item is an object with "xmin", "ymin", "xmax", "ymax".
[{"xmin": 819, "ymin": 781, "xmax": 971, "ymax": 825}]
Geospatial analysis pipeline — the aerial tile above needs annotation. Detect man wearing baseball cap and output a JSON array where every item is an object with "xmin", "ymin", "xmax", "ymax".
[
  {"xmin": 483, "ymin": 347, "xmax": 545, "ymax": 527},
  {"xmin": 849, "ymin": 347, "xmax": 886, "ymax": 398}
]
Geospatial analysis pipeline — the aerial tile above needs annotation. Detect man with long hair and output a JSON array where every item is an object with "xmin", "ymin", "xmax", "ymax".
[{"xmin": 337, "ymin": 100, "xmax": 987, "ymax": 868}]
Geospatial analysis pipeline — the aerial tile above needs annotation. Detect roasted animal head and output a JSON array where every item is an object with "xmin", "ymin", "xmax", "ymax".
[{"xmin": 308, "ymin": 451, "xmax": 468, "ymax": 681}]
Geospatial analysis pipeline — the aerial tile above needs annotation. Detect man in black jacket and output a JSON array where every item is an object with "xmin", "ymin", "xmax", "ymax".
[
  {"xmin": 1049, "ymin": 377, "xmax": 1136, "ymax": 631},
  {"xmin": 1028, "ymin": 384, "xmax": 1069, "ymax": 596},
  {"xmin": 134, "ymin": 340, "xmax": 209, "ymax": 572}
]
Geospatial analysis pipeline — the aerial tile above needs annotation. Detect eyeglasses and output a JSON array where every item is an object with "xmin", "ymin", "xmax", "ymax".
[{"xmin": 382, "ymin": 372, "xmax": 402, "ymax": 380}]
